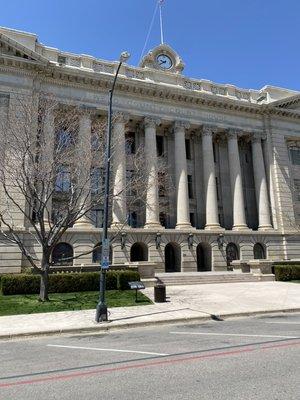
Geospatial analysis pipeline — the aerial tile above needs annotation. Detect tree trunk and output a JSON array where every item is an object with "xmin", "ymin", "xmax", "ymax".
[{"xmin": 39, "ymin": 255, "xmax": 50, "ymax": 302}]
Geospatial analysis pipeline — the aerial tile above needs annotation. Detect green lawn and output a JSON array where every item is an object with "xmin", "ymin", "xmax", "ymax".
[{"xmin": 0, "ymin": 290, "xmax": 152, "ymax": 316}]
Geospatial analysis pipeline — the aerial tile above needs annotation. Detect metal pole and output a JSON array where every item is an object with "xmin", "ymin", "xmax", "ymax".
[{"xmin": 95, "ymin": 61, "xmax": 123, "ymax": 322}]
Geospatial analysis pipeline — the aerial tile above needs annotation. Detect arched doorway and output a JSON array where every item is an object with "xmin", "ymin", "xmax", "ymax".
[
  {"xmin": 253, "ymin": 243, "xmax": 266, "ymax": 259},
  {"xmin": 197, "ymin": 243, "xmax": 212, "ymax": 271},
  {"xmin": 165, "ymin": 242, "xmax": 181, "ymax": 272},
  {"xmin": 92, "ymin": 243, "xmax": 113, "ymax": 264},
  {"xmin": 52, "ymin": 242, "xmax": 73, "ymax": 266},
  {"xmin": 130, "ymin": 242, "xmax": 148, "ymax": 262},
  {"xmin": 226, "ymin": 243, "xmax": 239, "ymax": 267}
]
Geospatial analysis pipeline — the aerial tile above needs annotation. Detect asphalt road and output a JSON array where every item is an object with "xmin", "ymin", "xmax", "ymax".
[{"xmin": 0, "ymin": 313, "xmax": 299, "ymax": 400}]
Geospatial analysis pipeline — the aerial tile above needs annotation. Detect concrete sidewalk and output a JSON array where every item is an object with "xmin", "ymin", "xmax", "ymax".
[{"xmin": 0, "ymin": 281, "xmax": 299, "ymax": 340}]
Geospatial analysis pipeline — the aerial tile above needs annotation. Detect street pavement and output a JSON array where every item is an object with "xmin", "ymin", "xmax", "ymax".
[
  {"xmin": 0, "ymin": 281, "xmax": 299, "ymax": 339},
  {"xmin": 0, "ymin": 313, "xmax": 299, "ymax": 399}
]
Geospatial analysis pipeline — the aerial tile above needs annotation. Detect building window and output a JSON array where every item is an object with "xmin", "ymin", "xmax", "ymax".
[
  {"xmin": 91, "ymin": 167, "xmax": 104, "ymax": 194},
  {"xmin": 213, "ymin": 142, "xmax": 217, "ymax": 163},
  {"xmin": 190, "ymin": 212, "xmax": 195, "ymax": 227},
  {"xmin": 125, "ymin": 132, "xmax": 136, "ymax": 155},
  {"xmin": 187, "ymin": 175, "xmax": 193, "ymax": 199},
  {"xmin": 185, "ymin": 139, "xmax": 191, "ymax": 160},
  {"xmin": 55, "ymin": 165, "xmax": 71, "ymax": 193},
  {"xmin": 216, "ymin": 177, "xmax": 220, "ymax": 201},
  {"xmin": 290, "ymin": 147, "xmax": 300, "ymax": 165},
  {"xmin": 158, "ymin": 171, "xmax": 166, "ymax": 197},
  {"xmin": 56, "ymin": 130, "xmax": 74, "ymax": 150},
  {"xmin": 126, "ymin": 169, "xmax": 136, "ymax": 195},
  {"xmin": 128, "ymin": 211, "xmax": 137, "ymax": 228},
  {"xmin": 91, "ymin": 208, "xmax": 104, "ymax": 227},
  {"xmin": 294, "ymin": 179, "xmax": 300, "ymax": 201},
  {"xmin": 159, "ymin": 212, "xmax": 168, "ymax": 227},
  {"xmin": 156, "ymin": 136, "xmax": 164, "ymax": 157},
  {"xmin": 52, "ymin": 242, "xmax": 73, "ymax": 266}
]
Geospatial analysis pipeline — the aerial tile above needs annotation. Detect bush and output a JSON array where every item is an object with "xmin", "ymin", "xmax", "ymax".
[
  {"xmin": 274, "ymin": 265, "xmax": 300, "ymax": 281},
  {"xmin": 1, "ymin": 270, "xmax": 139, "ymax": 295},
  {"xmin": 118, "ymin": 270, "xmax": 140, "ymax": 290}
]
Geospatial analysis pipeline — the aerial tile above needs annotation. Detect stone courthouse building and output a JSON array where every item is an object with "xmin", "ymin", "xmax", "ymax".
[{"xmin": 1, "ymin": 26, "xmax": 300, "ymax": 274}]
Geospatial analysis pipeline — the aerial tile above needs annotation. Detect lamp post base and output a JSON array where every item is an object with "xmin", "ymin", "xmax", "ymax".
[{"xmin": 95, "ymin": 302, "xmax": 108, "ymax": 322}]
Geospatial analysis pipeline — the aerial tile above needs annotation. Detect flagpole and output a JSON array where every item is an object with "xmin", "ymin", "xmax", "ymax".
[{"xmin": 159, "ymin": 0, "xmax": 164, "ymax": 44}]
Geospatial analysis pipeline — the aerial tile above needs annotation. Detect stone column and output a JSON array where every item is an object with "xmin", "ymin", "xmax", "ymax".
[
  {"xmin": 144, "ymin": 116, "xmax": 162, "ymax": 229},
  {"xmin": 251, "ymin": 134, "xmax": 272, "ymax": 230},
  {"xmin": 74, "ymin": 111, "xmax": 93, "ymax": 227},
  {"xmin": 227, "ymin": 129, "xmax": 249, "ymax": 230},
  {"xmin": 202, "ymin": 126, "xmax": 221, "ymax": 230},
  {"xmin": 111, "ymin": 113, "xmax": 128, "ymax": 228},
  {"xmin": 174, "ymin": 120, "xmax": 192, "ymax": 229},
  {"xmin": 41, "ymin": 109, "xmax": 55, "ymax": 224}
]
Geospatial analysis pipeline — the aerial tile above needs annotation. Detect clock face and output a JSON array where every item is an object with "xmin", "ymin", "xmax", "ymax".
[{"xmin": 156, "ymin": 54, "xmax": 173, "ymax": 70}]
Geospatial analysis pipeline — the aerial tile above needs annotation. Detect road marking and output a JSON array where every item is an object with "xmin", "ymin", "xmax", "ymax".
[
  {"xmin": 264, "ymin": 322, "xmax": 300, "ymax": 325},
  {"xmin": 2, "ymin": 341, "xmax": 300, "ymax": 389},
  {"xmin": 169, "ymin": 332, "xmax": 298, "ymax": 339},
  {"xmin": 47, "ymin": 344, "xmax": 169, "ymax": 356}
]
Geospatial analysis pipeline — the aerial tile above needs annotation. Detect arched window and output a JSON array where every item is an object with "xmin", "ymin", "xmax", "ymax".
[
  {"xmin": 92, "ymin": 243, "xmax": 112, "ymax": 264},
  {"xmin": 226, "ymin": 243, "xmax": 239, "ymax": 267},
  {"xmin": 130, "ymin": 242, "xmax": 148, "ymax": 262},
  {"xmin": 165, "ymin": 242, "xmax": 181, "ymax": 272},
  {"xmin": 253, "ymin": 243, "xmax": 266, "ymax": 259},
  {"xmin": 52, "ymin": 242, "xmax": 73, "ymax": 266}
]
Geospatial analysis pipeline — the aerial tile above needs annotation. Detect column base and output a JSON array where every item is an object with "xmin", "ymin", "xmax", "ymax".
[
  {"xmin": 205, "ymin": 224, "xmax": 223, "ymax": 231},
  {"xmin": 232, "ymin": 225, "xmax": 251, "ymax": 231},
  {"xmin": 144, "ymin": 222, "xmax": 164, "ymax": 229},
  {"xmin": 175, "ymin": 222, "xmax": 194, "ymax": 230},
  {"xmin": 74, "ymin": 219, "xmax": 93, "ymax": 228},
  {"xmin": 258, "ymin": 225, "xmax": 273, "ymax": 231}
]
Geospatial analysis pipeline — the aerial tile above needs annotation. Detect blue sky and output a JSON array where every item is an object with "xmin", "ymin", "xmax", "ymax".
[{"xmin": 1, "ymin": 0, "xmax": 299, "ymax": 90}]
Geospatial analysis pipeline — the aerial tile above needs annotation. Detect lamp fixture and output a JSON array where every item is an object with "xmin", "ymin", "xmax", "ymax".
[
  {"xmin": 155, "ymin": 232, "xmax": 162, "ymax": 249},
  {"xmin": 217, "ymin": 233, "xmax": 224, "ymax": 249},
  {"xmin": 188, "ymin": 233, "xmax": 194, "ymax": 249},
  {"xmin": 121, "ymin": 231, "xmax": 127, "ymax": 249}
]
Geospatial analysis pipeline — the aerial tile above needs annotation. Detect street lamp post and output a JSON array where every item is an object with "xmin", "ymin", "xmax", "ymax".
[{"xmin": 95, "ymin": 51, "xmax": 131, "ymax": 322}]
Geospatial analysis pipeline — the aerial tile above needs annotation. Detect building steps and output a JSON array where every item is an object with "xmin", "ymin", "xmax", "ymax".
[{"xmin": 154, "ymin": 272, "xmax": 275, "ymax": 286}]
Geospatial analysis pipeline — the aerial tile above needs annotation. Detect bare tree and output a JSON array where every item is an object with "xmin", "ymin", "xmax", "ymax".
[{"xmin": 0, "ymin": 93, "xmax": 172, "ymax": 301}]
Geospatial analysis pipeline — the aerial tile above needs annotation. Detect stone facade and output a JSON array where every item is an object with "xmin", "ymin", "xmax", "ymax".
[{"xmin": 1, "ymin": 26, "xmax": 300, "ymax": 274}]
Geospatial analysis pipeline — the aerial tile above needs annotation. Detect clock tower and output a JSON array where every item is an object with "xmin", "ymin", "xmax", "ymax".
[{"xmin": 139, "ymin": 43, "xmax": 185, "ymax": 74}]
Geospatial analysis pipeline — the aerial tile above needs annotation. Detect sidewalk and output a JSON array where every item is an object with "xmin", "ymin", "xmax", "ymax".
[{"xmin": 0, "ymin": 281, "xmax": 299, "ymax": 340}]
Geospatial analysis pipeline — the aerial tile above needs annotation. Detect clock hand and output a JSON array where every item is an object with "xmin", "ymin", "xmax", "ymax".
[{"xmin": 159, "ymin": 59, "xmax": 166, "ymax": 65}]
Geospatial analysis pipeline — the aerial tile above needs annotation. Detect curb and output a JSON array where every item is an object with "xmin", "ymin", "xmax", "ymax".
[{"xmin": 1, "ymin": 307, "xmax": 299, "ymax": 341}]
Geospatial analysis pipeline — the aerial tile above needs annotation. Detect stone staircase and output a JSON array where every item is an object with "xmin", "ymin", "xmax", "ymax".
[{"xmin": 154, "ymin": 271, "xmax": 275, "ymax": 286}]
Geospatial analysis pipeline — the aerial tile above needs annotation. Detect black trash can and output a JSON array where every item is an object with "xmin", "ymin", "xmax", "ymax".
[{"xmin": 154, "ymin": 283, "xmax": 166, "ymax": 303}]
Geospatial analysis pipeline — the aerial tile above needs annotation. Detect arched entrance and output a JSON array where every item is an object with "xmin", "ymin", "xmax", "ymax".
[
  {"xmin": 52, "ymin": 242, "xmax": 73, "ymax": 266},
  {"xmin": 92, "ymin": 243, "xmax": 113, "ymax": 264},
  {"xmin": 226, "ymin": 243, "xmax": 239, "ymax": 267},
  {"xmin": 130, "ymin": 242, "xmax": 148, "ymax": 262},
  {"xmin": 165, "ymin": 242, "xmax": 181, "ymax": 272},
  {"xmin": 253, "ymin": 243, "xmax": 266, "ymax": 259},
  {"xmin": 196, "ymin": 243, "xmax": 212, "ymax": 271}
]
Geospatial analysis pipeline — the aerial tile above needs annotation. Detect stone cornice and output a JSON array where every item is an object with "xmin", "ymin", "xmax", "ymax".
[{"xmin": 1, "ymin": 57, "xmax": 300, "ymax": 122}]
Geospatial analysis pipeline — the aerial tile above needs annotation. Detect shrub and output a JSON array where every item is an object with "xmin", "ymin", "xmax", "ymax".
[
  {"xmin": 118, "ymin": 270, "xmax": 140, "ymax": 290},
  {"xmin": 274, "ymin": 265, "xmax": 300, "ymax": 281},
  {"xmin": 1, "ymin": 270, "xmax": 139, "ymax": 295}
]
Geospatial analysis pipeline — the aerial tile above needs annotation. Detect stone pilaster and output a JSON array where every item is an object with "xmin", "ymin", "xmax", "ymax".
[
  {"xmin": 144, "ymin": 116, "xmax": 162, "ymax": 229},
  {"xmin": 251, "ymin": 134, "xmax": 272, "ymax": 230},
  {"xmin": 174, "ymin": 120, "xmax": 192, "ymax": 229},
  {"xmin": 111, "ymin": 112, "xmax": 129, "ymax": 228},
  {"xmin": 227, "ymin": 129, "xmax": 249, "ymax": 230},
  {"xmin": 202, "ymin": 126, "xmax": 221, "ymax": 230},
  {"xmin": 74, "ymin": 111, "xmax": 93, "ymax": 227},
  {"xmin": 41, "ymin": 109, "xmax": 55, "ymax": 224}
]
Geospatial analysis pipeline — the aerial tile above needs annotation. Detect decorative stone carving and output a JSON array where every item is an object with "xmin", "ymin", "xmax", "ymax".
[
  {"xmin": 173, "ymin": 120, "xmax": 190, "ymax": 131},
  {"xmin": 144, "ymin": 116, "xmax": 161, "ymax": 129},
  {"xmin": 139, "ymin": 44, "xmax": 185, "ymax": 74},
  {"xmin": 114, "ymin": 111, "xmax": 130, "ymax": 124}
]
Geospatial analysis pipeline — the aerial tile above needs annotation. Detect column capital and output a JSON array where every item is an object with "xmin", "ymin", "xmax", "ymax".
[
  {"xmin": 202, "ymin": 125, "xmax": 214, "ymax": 137},
  {"xmin": 114, "ymin": 111, "xmax": 130, "ymax": 124},
  {"xmin": 78, "ymin": 105, "xmax": 96, "ymax": 118},
  {"xmin": 144, "ymin": 116, "xmax": 161, "ymax": 129},
  {"xmin": 226, "ymin": 128, "xmax": 240, "ymax": 139},
  {"xmin": 173, "ymin": 120, "xmax": 190, "ymax": 131},
  {"xmin": 251, "ymin": 132, "xmax": 266, "ymax": 143}
]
